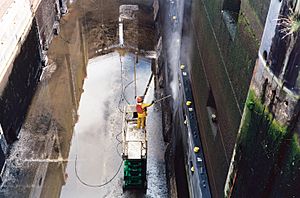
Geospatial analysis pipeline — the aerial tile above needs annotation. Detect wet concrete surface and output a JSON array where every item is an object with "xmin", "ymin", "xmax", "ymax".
[
  {"xmin": 159, "ymin": 0, "xmax": 190, "ymax": 197},
  {"xmin": 0, "ymin": 0, "xmax": 168, "ymax": 197},
  {"xmin": 60, "ymin": 52, "xmax": 168, "ymax": 197}
]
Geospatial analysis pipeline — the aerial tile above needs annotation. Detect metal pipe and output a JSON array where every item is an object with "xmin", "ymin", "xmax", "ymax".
[{"xmin": 143, "ymin": 73, "xmax": 153, "ymax": 98}]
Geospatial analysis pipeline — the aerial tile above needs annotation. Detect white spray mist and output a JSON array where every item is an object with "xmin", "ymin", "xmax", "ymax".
[{"xmin": 166, "ymin": 0, "xmax": 185, "ymax": 102}]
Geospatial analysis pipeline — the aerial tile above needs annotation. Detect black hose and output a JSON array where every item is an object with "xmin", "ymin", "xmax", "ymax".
[{"xmin": 74, "ymin": 154, "xmax": 122, "ymax": 188}]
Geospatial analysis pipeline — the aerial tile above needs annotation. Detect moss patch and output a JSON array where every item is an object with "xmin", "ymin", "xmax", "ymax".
[
  {"xmin": 240, "ymin": 89, "xmax": 287, "ymax": 144},
  {"xmin": 233, "ymin": 89, "xmax": 288, "ymax": 195}
]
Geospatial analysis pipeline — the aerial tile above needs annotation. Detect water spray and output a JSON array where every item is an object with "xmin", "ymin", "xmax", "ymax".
[{"xmin": 153, "ymin": 95, "xmax": 172, "ymax": 104}]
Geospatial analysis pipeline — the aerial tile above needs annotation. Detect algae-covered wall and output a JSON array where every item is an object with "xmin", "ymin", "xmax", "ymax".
[
  {"xmin": 226, "ymin": 90, "xmax": 300, "ymax": 197},
  {"xmin": 188, "ymin": 0, "xmax": 270, "ymax": 196},
  {"xmin": 225, "ymin": 0, "xmax": 300, "ymax": 196},
  {"xmin": 228, "ymin": 90, "xmax": 288, "ymax": 196}
]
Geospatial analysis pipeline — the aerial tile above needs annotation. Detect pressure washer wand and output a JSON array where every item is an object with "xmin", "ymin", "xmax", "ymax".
[{"xmin": 153, "ymin": 95, "xmax": 172, "ymax": 104}]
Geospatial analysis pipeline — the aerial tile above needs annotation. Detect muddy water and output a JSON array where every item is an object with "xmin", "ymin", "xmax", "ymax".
[{"xmin": 0, "ymin": 0, "xmax": 168, "ymax": 197}]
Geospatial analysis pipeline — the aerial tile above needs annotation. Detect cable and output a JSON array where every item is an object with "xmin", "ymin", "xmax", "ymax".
[
  {"xmin": 118, "ymin": 53, "xmax": 131, "ymax": 113},
  {"xmin": 115, "ymin": 130, "xmax": 122, "ymax": 143},
  {"xmin": 122, "ymin": 79, "xmax": 135, "ymax": 105},
  {"xmin": 118, "ymin": 97, "xmax": 124, "ymax": 113},
  {"xmin": 74, "ymin": 124, "xmax": 124, "ymax": 187},
  {"xmin": 117, "ymin": 55, "xmax": 125, "ymax": 113},
  {"xmin": 74, "ymin": 154, "xmax": 123, "ymax": 188},
  {"xmin": 118, "ymin": 57, "xmax": 134, "ymax": 111},
  {"xmin": 124, "ymin": 79, "xmax": 135, "ymax": 91},
  {"xmin": 122, "ymin": 91, "xmax": 130, "ymax": 105},
  {"xmin": 74, "ymin": 119, "xmax": 124, "ymax": 188},
  {"xmin": 116, "ymin": 142, "xmax": 123, "ymax": 158}
]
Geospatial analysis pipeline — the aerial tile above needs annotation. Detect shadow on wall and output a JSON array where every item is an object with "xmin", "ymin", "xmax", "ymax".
[{"xmin": 0, "ymin": 20, "xmax": 42, "ymax": 144}]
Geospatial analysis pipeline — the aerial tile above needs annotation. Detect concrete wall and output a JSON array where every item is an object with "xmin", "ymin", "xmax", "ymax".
[
  {"xmin": 0, "ymin": 0, "xmax": 69, "ymax": 142},
  {"xmin": 0, "ymin": 0, "xmax": 38, "ymax": 92},
  {"xmin": 156, "ymin": 1, "xmax": 183, "ymax": 196},
  {"xmin": 0, "ymin": 0, "xmax": 69, "ymax": 180},
  {"xmin": 188, "ymin": 0, "xmax": 270, "ymax": 196},
  {"xmin": 0, "ymin": 20, "xmax": 42, "ymax": 143},
  {"xmin": 158, "ymin": 0, "xmax": 213, "ymax": 196},
  {"xmin": 35, "ymin": 0, "xmax": 59, "ymax": 51}
]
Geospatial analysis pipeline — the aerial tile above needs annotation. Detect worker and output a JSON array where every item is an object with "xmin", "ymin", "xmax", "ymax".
[{"xmin": 136, "ymin": 96, "xmax": 154, "ymax": 129}]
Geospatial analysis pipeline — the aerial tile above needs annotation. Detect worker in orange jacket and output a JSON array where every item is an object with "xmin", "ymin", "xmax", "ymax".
[{"xmin": 136, "ymin": 96, "xmax": 154, "ymax": 129}]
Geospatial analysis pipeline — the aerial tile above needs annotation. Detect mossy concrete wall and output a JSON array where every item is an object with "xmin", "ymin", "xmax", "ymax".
[
  {"xmin": 189, "ymin": 0, "xmax": 271, "ymax": 196},
  {"xmin": 225, "ymin": 0, "xmax": 300, "ymax": 196},
  {"xmin": 226, "ymin": 89, "xmax": 300, "ymax": 197}
]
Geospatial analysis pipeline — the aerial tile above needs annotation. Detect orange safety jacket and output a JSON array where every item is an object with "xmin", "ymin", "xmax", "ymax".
[{"xmin": 136, "ymin": 102, "xmax": 152, "ymax": 118}]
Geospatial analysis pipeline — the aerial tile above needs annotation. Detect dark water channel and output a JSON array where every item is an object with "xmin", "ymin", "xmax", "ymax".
[{"xmin": 0, "ymin": 0, "xmax": 168, "ymax": 197}]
